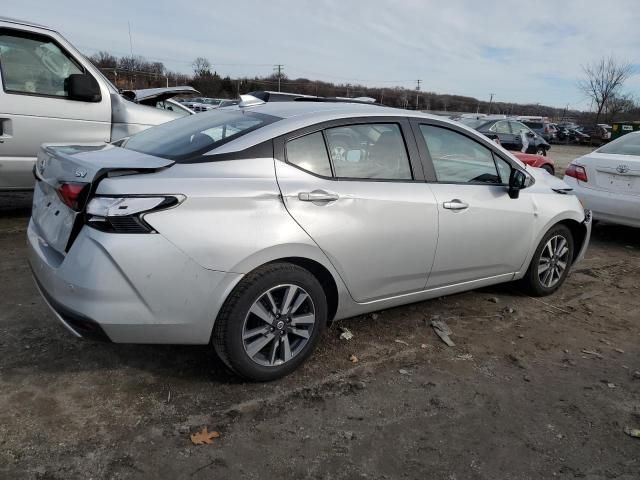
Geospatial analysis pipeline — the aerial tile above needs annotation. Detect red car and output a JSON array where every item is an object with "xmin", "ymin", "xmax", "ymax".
[{"xmin": 511, "ymin": 151, "xmax": 555, "ymax": 175}]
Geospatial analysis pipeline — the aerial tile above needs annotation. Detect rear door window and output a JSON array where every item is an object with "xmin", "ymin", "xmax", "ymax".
[{"xmin": 324, "ymin": 123, "xmax": 412, "ymax": 180}]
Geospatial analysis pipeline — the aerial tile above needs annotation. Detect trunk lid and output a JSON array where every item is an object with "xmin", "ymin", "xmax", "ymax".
[
  {"xmin": 580, "ymin": 152, "xmax": 640, "ymax": 196},
  {"xmin": 32, "ymin": 143, "xmax": 174, "ymax": 254}
]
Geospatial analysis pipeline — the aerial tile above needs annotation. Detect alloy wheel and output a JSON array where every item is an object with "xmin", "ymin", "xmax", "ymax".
[
  {"xmin": 537, "ymin": 235, "xmax": 570, "ymax": 288},
  {"xmin": 242, "ymin": 284, "xmax": 316, "ymax": 367}
]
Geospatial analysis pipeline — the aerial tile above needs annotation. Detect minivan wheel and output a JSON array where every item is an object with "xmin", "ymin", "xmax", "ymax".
[
  {"xmin": 212, "ymin": 263, "xmax": 327, "ymax": 381},
  {"xmin": 520, "ymin": 224, "xmax": 574, "ymax": 297}
]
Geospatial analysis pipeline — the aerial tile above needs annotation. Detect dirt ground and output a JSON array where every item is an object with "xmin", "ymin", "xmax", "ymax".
[{"xmin": 1, "ymin": 144, "xmax": 639, "ymax": 479}]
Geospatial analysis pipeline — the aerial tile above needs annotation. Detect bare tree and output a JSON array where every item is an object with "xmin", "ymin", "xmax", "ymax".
[
  {"xmin": 579, "ymin": 55, "xmax": 633, "ymax": 124},
  {"xmin": 192, "ymin": 57, "xmax": 212, "ymax": 77},
  {"xmin": 604, "ymin": 93, "xmax": 636, "ymax": 122}
]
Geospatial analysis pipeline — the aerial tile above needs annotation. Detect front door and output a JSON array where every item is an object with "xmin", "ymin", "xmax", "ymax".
[
  {"xmin": 413, "ymin": 122, "xmax": 536, "ymax": 288},
  {"xmin": 0, "ymin": 28, "xmax": 111, "ymax": 190},
  {"xmin": 275, "ymin": 119, "xmax": 439, "ymax": 303}
]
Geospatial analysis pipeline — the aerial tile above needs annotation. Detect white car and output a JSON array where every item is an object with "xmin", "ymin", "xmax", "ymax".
[{"xmin": 564, "ymin": 131, "xmax": 640, "ymax": 227}]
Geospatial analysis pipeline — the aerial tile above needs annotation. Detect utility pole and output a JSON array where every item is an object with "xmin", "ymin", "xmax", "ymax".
[
  {"xmin": 415, "ymin": 79, "xmax": 421, "ymax": 110},
  {"xmin": 346, "ymin": 83, "xmax": 350, "ymax": 97},
  {"xmin": 488, "ymin": 93, "xmax": 495, "ymax": 114},
  {"xmin": 127, "ymin": 21, "xmax": 134, "ymax": 57},
  {"xmin": 273, "ymin": 64, "xmax": 284, "ymax": 92}
]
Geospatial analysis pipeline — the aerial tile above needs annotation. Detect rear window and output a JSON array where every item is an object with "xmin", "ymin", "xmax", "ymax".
[
  {"xmin": 124, "ymin": 110, "xmax": 280, "ymax": 161},
  {"xmin": 597, "ymin": 132, "xmax": 640, "ymax": 156},
  {"xmin": 523, "ymin": 122, "xmax": 543, "ymax": 129}
]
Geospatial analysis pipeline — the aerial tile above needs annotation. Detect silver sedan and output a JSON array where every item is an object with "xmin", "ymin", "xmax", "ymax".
[{"xmin": 28, "ymin": 100, "xmax": 591, "ymax": 380}]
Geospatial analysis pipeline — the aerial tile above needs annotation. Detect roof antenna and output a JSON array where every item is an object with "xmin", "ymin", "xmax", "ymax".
[{"xmin": 239, "ymin": 94, "xmax": 266, "ymax": 108}]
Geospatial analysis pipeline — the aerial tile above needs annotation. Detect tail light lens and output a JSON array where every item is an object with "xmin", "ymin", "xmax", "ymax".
[
  {"xmin": 86, "ymin": 195, "xmax": 183, "ymax": 233},
  {"xmin": 565, "ymin": 164, "xmax": 588, "ymax": 182},
  {"xmin": 57, "ymin": 182, "xmax": 89, "ymax": 211}
]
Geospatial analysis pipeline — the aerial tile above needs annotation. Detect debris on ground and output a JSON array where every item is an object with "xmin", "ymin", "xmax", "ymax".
[
  {"xmin": 420, "ymin": 344, "xmax": 428, "ymax": 349},
  {"xmin": 370, "ymin": 313, "xmax": 380, "ymax": 320},
  {"xmin": 349, "ymin": 354, "xmax": 359, "ymax": 363},
  {"xmin": 456, "ymin": 354, "xmax": 473, "ymax": 361},
  {"xmin": 394, "ymin": 339, "xmax": 409, "ymax": 346},
  {"xmin": 614, "ymin": 348, "xmax": 624, "ymax": 354},
  {"xmin": 431, "ymin": 320, "xmax": 455, "ymax": 347},
  {"xmin": 623, "ymin": 427, "xmax": 640, "ymax": 439},
  {"xmin": 581, "ymin": 349, "xmax": 603, "ymax": 359},
  {"xmin": 503, "ymin": 307, "xmax": 515, "ymax": 314},
  {"xmin": 633, "ymin": 371, "xmax": 640, "ymax": 380},
  {"xmin": 339, "ymin": 328, "xmax": 354, "ymax": 341},
  {"xmin": 607, "ymin": 383, "xmax": 616, "ymax": 389},
  {"xmin": 487, "ymin": 297, "xmax": 499, "ymax": 303},
  {"xmin": 190, "ymin": 427, "xmax": 221, "ymax": 445},
  {"xmin": 398, "ymin": 369, "xmax": 410, "ymax": 375}
]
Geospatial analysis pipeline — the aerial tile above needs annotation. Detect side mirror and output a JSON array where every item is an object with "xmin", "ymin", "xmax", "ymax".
[
  {"xmin": 508, "ymin": 169, "xmax": 527, "ymax": 199},
  {"xmin": 65, "ymin": 74, "xmax": 101, "ymax": 102}
]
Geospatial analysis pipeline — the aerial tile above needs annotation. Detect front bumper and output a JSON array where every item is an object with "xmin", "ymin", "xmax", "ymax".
[
  {"xmin": 28, "ymin": 220, "xmax": 243, "ymax": 344},
  {"xmin": 574, "ymin": 209, "xmax": 592, "ymax": 265}
]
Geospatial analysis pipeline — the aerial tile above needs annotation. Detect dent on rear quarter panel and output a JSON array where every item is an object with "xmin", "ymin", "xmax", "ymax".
[{"xmin": 110, "ymin": 158, "xmax": 329, "ymax": 274}]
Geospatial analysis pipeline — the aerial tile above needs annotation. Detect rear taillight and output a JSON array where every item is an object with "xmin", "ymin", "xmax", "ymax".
[
  {"xmin": 565, "ymin": 164, "xmax": 588, "ymax": 182},
  {"xmin": 85, "ymin": 195, "xmax": 184, "ymax": 233},
  {"xmin": 57, "ymin": 182, "xmax": 89, "ymax": 211}
]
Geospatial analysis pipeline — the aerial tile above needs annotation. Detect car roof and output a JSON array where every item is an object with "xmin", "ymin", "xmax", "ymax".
[
  {"xmin": 210, "ymin": 101, "xmax": 481, "ymax": 155},
  {"xmin": 0, "ymin": 16, "xmax": 55, "ymax": 31}
]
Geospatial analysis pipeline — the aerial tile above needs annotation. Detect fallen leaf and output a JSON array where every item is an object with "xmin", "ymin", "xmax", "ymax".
[
  {"xmin": 190, "ymin": 426, "xmax": 220, "ymax": 445},
  {"xmin": 394, "ymin": 339, "xmax": 409, "ymax": 346},
  {"xmin": 349, "ymin": 354, "xmax": 359, "ymax": 363}
]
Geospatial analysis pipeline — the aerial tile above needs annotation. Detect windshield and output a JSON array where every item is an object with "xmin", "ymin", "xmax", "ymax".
[
  {"xmin": 124, "ymin": 110, "xmax": 280, "ymax": 161},
  {"xmin": 597, "ymin": 132, "xmax": 640, "ymax": 156}
]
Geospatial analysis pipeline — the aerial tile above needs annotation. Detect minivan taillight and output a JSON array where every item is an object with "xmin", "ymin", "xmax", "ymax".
[
  {"xmin": 57, "ymin": 182, "xmax": 89, "ymax": 211},
  {"xmin": 565, "ymin": 164, "xmax": 588, "ymax": 182}
]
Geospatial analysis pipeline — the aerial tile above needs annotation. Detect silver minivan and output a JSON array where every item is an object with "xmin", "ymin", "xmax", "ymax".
[{"xmin": 0, "ymin": 16, "xmax": 192, "ymax": 191}]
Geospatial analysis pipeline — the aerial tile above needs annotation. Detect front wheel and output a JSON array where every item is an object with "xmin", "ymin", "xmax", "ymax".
[
  {"xmin": 520, "ymin": 225, "xmax": 574, "ymax": 296},
  {"xmin": 212, "ymin": 263, "xmax": 327, "ymax": 381},
  {"xmin": 541, "ymin": 164, "xmax": 555, "ymax": 176}
]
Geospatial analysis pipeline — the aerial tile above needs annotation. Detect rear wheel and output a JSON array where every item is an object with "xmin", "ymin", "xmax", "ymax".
[
  {"xmin": 536, "ymin": 147, "xmax": 547, "ymax": 156},
  {"xmin": 213, "ymin": 263, "xmax": 327, "ymax": 381},
  {"xmin": 520, "ymin": 224, "xmax": 574, "ymax": 296}
]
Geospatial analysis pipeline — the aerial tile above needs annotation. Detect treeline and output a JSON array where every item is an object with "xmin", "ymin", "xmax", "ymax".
[{"xmin": 88, "ymin": 51, "xmax": 638, "ymax": 124}]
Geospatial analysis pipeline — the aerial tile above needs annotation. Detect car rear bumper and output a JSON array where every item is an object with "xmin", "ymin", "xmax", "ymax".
[
  {"xmin": 564, "ymin": 178, "xmax": 640, "ymax": 228},
  {"xmin": 28, "ymin": 220, "xmax": 243, "ymax": 344}
]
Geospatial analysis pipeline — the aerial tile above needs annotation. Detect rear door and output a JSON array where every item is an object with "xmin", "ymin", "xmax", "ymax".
[
  {"xmin": 491, "ymin": 120, "xmax": 519, "ymax": 150},
  {"xmin": 411, "ymin": 120, "xmax": 536, "ymax": 287},
  {"xmin": 274, "ymin": 117, "xmax": 439, "ymax": 303},
  {"xmin": 0, "ymin": 27, "xmax": 111, "ymax": 190}
]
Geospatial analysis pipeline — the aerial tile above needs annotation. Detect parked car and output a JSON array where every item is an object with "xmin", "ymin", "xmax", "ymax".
[
  {"xmin": 564, "ymin": 131, "xmax": 640, "ymax": 228},
  {"xmin": 579, "ymin": 125, "xmax": 611, "ymax": 145},
  {"xmin": 556, "ymin": 126, "xmax": 590, "ymax": 144},
  {"xmin": 460, "ymin": 118, "xmax": 551, "ymax": 155},
  {"xmin": 511, "ymin": 152, "xmax": 555, "ymax": 175},
  {"xmin": 28, "ymin": 99, "xmax": 591, "ymax": 381},
  {"xmin": 0, "ymin": 16, "xmax": 197, "ymax": 190},
  {"xmin": 180, "ymin": 97, "xmax": 227, "ymax": 112},
  {"xmin": 521, "ymin": 120, "xmax": 556, "ymax": 143}
]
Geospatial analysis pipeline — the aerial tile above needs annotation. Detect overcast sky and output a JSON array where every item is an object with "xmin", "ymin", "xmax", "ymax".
[{"xmin": 5, "ymin": 0, "xmax": 640, "ymax": 109}]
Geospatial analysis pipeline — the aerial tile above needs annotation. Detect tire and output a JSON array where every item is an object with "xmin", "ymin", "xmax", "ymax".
[
  {"xmin": 520, "ymin": 224, "xmax": 574, "ymax": 297},
  {"xmin": 541, "ymin": 164, "xmax": 555, "ymax": 176},
  {"xmin": 212, "ymin": 262, "xmax": 327, "ymax": 381}
]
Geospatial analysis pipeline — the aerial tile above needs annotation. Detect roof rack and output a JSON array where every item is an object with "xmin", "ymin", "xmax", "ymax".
[{"xmin": 247, "ymin": 91, "xmax": 378, "ymax": 105}]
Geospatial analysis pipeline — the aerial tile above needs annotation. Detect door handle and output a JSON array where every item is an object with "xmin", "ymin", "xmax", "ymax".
[
  {"xmin": 298, "ymin": 190, "xmax": 339, "ymax": 202},
  {"xmin": 442, "ymin": 199, "xmax": 469, "ymax": 210}
]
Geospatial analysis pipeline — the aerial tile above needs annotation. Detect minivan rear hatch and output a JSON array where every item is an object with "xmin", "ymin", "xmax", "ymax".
[{"xmin": 32, "ymin": 143, "xmax": 173, "ymax": 254}]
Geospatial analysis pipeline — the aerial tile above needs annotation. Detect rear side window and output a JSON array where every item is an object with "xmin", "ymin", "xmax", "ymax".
[
  {"xmin": 324, "ymin": 124, "xmax": 412, "ymax": 180},
  {"xmin": 598, "ymin": 132, "xmax": 640, "ymax": 156},
  {"xmin": 420, "ymin": 125, "xmax": 502, "ymax": 184},
  {"xmin": 124, "ymin": 110, "xmax": 279, "ymax": 161},
  {"xmin": 524, "ymin": 122, "xmax": 543, "ymax": 129},
  {"xmin": 0, "ymin": 30, "xmax": 83, "ymax": 97},
  {"xmin": 286, "ymin": 132, "xmax": 332, "ymax": 177}
]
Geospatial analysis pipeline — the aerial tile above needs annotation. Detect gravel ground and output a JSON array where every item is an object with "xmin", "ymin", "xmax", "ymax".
[{"xmin": 1, "ymin": 145, "xmax": 639, "ymax": 479}]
